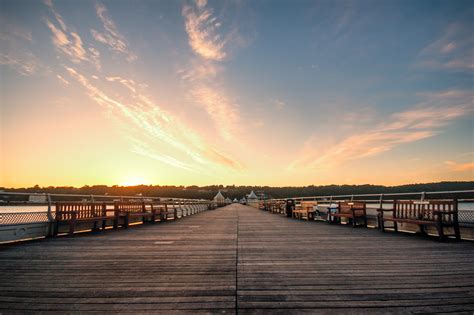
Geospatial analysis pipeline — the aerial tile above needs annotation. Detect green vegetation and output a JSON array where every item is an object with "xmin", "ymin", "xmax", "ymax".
[{"xmin": 2, "ymin": 181, "xmax": 473, "ymax": 200}]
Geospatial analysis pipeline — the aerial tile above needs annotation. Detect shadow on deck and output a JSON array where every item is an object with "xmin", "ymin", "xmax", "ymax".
[{"xmin": 1, "ymin": 204, "xmax": 473, "ymax": 313}]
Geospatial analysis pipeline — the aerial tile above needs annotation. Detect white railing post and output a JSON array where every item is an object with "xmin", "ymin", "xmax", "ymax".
[{"xmin": 46, "ymin": 193, "xmax": 54, "ymax": 236}]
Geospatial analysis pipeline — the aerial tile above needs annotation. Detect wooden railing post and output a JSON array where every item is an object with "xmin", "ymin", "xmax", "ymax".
[
  {"xmin": 163, "ymin": 203, "xmax": 168, "ymax": 221},
  {"xmin": 69, "ymin": 211, "xmax": 76, "ymax": 236},
  {"xmin": 377, "ymin": 194, "xmax": 384, "ymax": 229},
  {"xmin": 453, "ymin": 198, "xmax": 461, "ymax": 240},
  {"xmin": 113, "ymin": 203, "xmax": 119, "ymax": 229},
  {"xmin": 141, "ymin": 198, "xmax": 146, "ymax": 223},
  {"xmin": 102, "ymin": 203, "xmax": 107, "ymax": 230}
]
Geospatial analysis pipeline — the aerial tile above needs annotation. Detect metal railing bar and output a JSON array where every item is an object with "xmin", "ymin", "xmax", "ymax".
[
  {"xmin": 273, "ymin": 189, "xmax": 474, "ymax": 201},
  {"xmin": 0, "ymin": 191, "xmax": 206, "ymax": 201}
]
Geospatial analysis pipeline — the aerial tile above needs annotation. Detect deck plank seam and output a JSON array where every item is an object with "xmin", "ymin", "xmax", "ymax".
[{"xmin": 235, "ymin": 207, "xmax": 239, "ymax": 314}]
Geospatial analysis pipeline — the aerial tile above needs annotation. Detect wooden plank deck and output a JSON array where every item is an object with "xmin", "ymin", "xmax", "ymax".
[{"xmin": 1, "ymin": 204, "xmax": 473, "ymax": 313}]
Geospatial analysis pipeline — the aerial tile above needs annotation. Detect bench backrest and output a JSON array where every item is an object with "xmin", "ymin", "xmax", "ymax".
[
  {"xmin": 56, "ymin": 202, "xmax": 106, "ymax": 220},
  {"xmin": 114, "ymin": 202, "xmax": 146, "ymax": 214},
  {"xmin": 393, "ymin": 200, "xmax": 457, "ymax": 222},
  {"xmin": 339, "ymin": 201, "xmax": 366, "ymax": 214},
  {"xmin": 300, "ymin": 201, "xmax": 317, "ymax": 211},
  {"xmin": 264, "ymin": 200, "xmax": 275, "ymax": 210}
]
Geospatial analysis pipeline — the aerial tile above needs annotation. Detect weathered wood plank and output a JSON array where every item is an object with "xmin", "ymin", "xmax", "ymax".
[{"xmin": 1, "ymin": 204, "xmax": 473, "ymax": 313}]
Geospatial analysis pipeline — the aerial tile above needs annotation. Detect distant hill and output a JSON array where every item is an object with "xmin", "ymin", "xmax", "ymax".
[{"xmin": 2, "ymin": 181, "xmax": 473, "ymax": 200}]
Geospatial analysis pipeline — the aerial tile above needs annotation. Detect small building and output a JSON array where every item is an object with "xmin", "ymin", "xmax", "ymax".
[
  {"xmin": 233, "ymin": 198, "xmax": 238, "ymax": 203},
  {"xmin": 225, "ymin": 197, "xmax": 232, "ymax": 205},
  {"xmin": 240, "ymin": 197, "xmax": 247, "ymax": 205},
  {"xmin": 247, "ymin": 190, "xmax": 259, "ymax": 208},
  {"xmin": 213, "ymin": 191, "xmax": 226, "ymax": 207}
]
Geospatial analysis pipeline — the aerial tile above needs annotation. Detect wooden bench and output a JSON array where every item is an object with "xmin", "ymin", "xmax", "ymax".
[
  {"xmin": 292, "ymin": 201, "xmax": 317, "ymax": 220},
  {"xmin": 114, "ymin": 202, "xmax": 154, "ymax": 228},
  {"xmin": 272, "ymin": 201, "xmax": 285, "ymax": 214},
  {"xmin": 327, "ymin": 201, "xmax": 367, "ymax": 227},
  {"xmin": 157, "ymin": 202, "xmax": 178, "ymax": 220},
  {"xmin": 54, "ymin": 202, "xmax": 114, "ymax": 236},
  {"xmin": 263, "ymin": 200, "xmax": 276, "ymax": 212},
  {"xmin": 377, "ymin": 200, "xmax": 461, "ymax": 241}
]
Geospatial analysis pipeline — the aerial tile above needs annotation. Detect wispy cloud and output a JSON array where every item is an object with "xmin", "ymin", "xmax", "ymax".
[
  {"xmin": 190, "ymin": 84, "xmax": 240, "ymax": 141},
  {"xmin": 419, "ymin": 23, "xmax": 473, "ymax": 72},
  {"xmin": 0, "ymin": 21, "xmax": 32, "ymax": 42},
  {"xmin": 177, "ymin": 59, "xmax": 221, "ymax": 82},
  {"xmin": 130, "ymin": 139, "xmax": 196, "ymax": 172},
  {"xmin": 182, "ymin": 0, "xmax": 227, "ymax": 61},
  {"xmin": 0, "ymin": 20, "xmax": 42, "ymax": 75},
  {"xmin": 43, "ymin": 0, "xmax": 242, "ymax": 172},
  {"xmin": 65, "ymin": 66, "xmax": 242, "ymax": 172},
  {"xmin": 56, "ymin": 74, "xmax": 69, "ymax": 85},
  {"xmin": 273, "ymin": 99, "xmax": 286, "ymax": 110},
  {"xmin": 0, "ymin": 52, "xmax": 41, "ymax": 76},
  {"xmin": 91, "ymin": 3, "xmax": 136, "ymax": 62},
  {"xmin": 445, "ymin": 161, "xmax": 474, "ymax": 172},
  {"xmin": 44, "ymin": 19, "xmax": 87, "ymax": 63},
  {"xmin": 43, "ymin": 0, "xmax": 100, "ymax": 70},
  {"xmin": 180, "ymin": 0, "xmax": 243, "ymax": 141},
  {"xmin": 290, "ymin": 89, "xmax": 473, "ymax": 170}
]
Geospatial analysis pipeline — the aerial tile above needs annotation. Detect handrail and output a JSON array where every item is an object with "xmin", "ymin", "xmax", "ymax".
[
  {"xmin": 272, "ymin": 189, "xmax": 474, "ymax": 201},
  {"xmin": 0, "ymin": 191, "xmax": 208, "ymax": 202},
  {"xmin": 0, "ymin": 191, "xmax": 216, "ymax": 243}
]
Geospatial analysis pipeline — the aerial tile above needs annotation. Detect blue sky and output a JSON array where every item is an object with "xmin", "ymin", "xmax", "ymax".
[{"xmin": 0, "ymin": 0, "xmax": 473, "ymax": 187}]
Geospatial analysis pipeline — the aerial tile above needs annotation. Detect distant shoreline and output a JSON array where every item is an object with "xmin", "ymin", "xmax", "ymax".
[{"xmin": 1, "ymin": 181, "xmax": 473, "ymax": 200}]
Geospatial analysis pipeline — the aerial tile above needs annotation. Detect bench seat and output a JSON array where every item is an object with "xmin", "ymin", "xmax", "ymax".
[
  {"xmin": 292, "ymin": 201, "xmax": 317, "ymax": 221},
  {"xmin": 114, "ymin": 202, "xmax": 154, "ymax": 228},
  {"xmin": 328, "ymin": 202, "xmax": 367, "ymax": 227}
]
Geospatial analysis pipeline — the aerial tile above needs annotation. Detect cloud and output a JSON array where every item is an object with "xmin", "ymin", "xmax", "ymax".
[
  {"xmin": 182, "ymin": 1, "xmax": 227, "ymax": 61},
  {"xmin": 273, "ymin": 99, "xmax": 286, "ymax": 110},
  {"xmin": 290, "ymin": 89, "xmax": 473, "ymax": 170},
  {"xmin": 190, "ymin": 84, "xmax": 240, "ymax": 141},
  {"xmin": 419, "ymin": 23, "xmax": 473, "ymax": 72},
  {"xmin": 130, "ymin": 140, "xmax": 195, "ymax": 172},
  {"xmin": 445, "ymin": 161, "xmax": 474, "ymax": 172},
  {"xmin": 45, "ymin": 19, "xmax": 88, "ymax": 63},
  {"xmin": 0, "ymin": 52, "xmax": 40, "ymax": 76},
  {"xmin": 180, "ymin": 1, "xmax": 243, "ymax": 141},
  {"xmin": 0, "ymin": 21, "xmax": 42, "ymax": 75},
  {"xmin": 177, "ymin": 59, "xmax": 221, "ymax": 82},
  {"xmin": 43, "ymin": 1, "xmax": 100, "ymax": 69},
  {"xmin": 204, "ymin": 148, "xmax": 243, "ymax": 171},
  {"xmin": 91, "ymin": 3, "xmax": 136, "ymax": 61},
  {"xmin": 64, "ymin": 66, "xmax": 242, "ymax": 171},
  {"xmin": 56, "ymin": 74, "xmax": 69, "ymax": 85},
  {"xmin": 0, "ymin": 21, "xmax": 32, "ymax": 42}
]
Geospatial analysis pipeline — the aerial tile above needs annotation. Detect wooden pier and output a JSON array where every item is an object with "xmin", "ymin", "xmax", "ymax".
[{"xmin": 1, "ymin": 204, "xmax": 474, "ymax": 313}]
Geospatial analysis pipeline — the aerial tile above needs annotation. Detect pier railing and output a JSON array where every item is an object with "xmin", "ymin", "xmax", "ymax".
[
  {"xmin": 267, "ymin": 189, "xmax": 474, "ymax": 239},
  {"xmin": 0, "ymin": 191, "xmax": 215, "ymax": 243}
]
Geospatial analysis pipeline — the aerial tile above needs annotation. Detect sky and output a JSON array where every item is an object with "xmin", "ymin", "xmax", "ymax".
[{"xmin": 0, "ymin": 0, "xmax": 473, "ymax": 188}]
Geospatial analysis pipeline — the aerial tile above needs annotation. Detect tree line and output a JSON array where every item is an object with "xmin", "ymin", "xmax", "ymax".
[{"xmin": 1, "ymin": 181, "xmax": 473, "ymax": 200}]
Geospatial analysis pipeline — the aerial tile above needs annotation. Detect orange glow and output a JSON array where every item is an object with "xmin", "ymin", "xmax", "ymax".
[{"xmin": 120, "ymin": 177, "xmax": 150, "ymax": 187}]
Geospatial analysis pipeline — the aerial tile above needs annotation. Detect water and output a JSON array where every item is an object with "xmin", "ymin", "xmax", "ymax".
[{"xmin": 0, "ymin": 203, "xmax": 473, "ymax": 213}]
